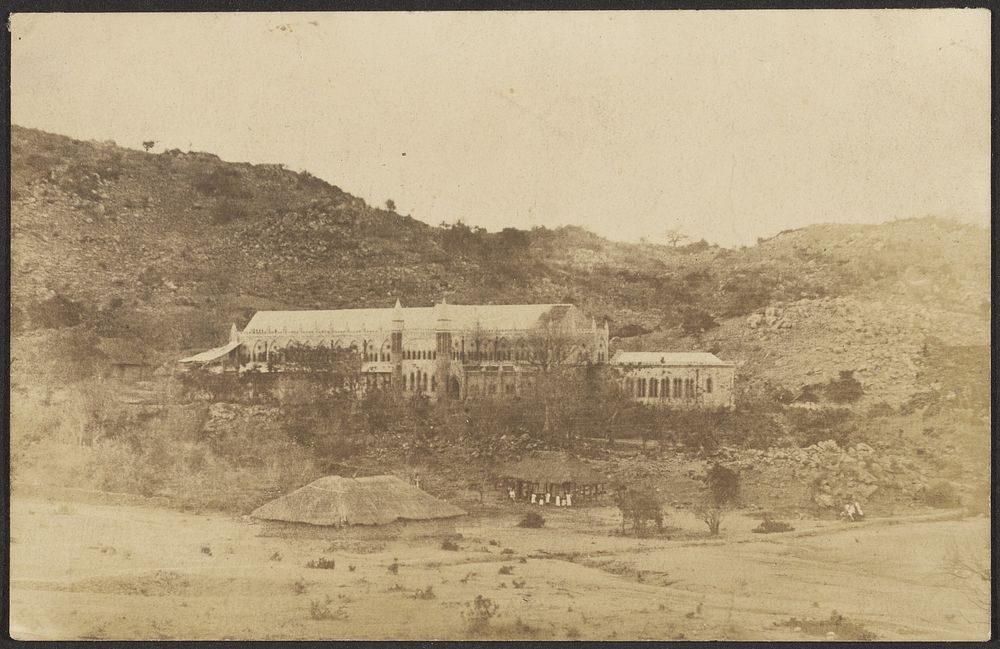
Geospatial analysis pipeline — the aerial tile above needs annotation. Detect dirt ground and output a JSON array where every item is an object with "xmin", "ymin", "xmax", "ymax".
[{"xmin": 9, "ymin": 492, "xmax": 990, "ymax": 640}]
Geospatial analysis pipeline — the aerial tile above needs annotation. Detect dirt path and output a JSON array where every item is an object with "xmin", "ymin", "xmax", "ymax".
[{"xmin": 9, "ymin": 495, "xmax": 989, "ymax": 640}]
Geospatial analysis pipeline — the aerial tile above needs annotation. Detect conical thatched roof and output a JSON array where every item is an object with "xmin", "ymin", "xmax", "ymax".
[
  {"xmin": 501, "ymin": 451, "xmax": 606, "ymax": 484},
  {"xmin": 251, "ymin": 475, "xmax": 466, "ymax": 527}
]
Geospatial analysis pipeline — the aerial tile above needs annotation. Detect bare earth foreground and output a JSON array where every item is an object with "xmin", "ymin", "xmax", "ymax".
[{"xmin": 10, "ymin": 493, "xmax": 989, "ymax": 641}]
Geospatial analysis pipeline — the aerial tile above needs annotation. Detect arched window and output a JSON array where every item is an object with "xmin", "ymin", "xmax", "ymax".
[
  {"xmin": 423, "ymin": 373, "xmax": 429, "ymax": 391},
  {"xmin": 402, "ymin": 374, "xmax": 408, "ymax": 390},
  {"xmin": 673, "ymin": 378, "xmax": 682, "ymax": 398},
  {"xmin": 639, "ymin": 378, "xmax": 647, "ymax": 397},
  {"xmin": 660, "ymin": 378, "xmax": 668, "ymax": 398},
  {"xmin": 706, "ymin": 377, "xmax": 713, "ymax": 393},
  {"xmin": 625, "ymin": 378, "xmax": 634, "ymax": 395},
  {"xmin": 431, "ymin": 375, "xmax": 437, "ymax": 392},
  {"xmin": 650, "ymin": 379, "xmax": 658, "ymax": 398},
  {"xmin": 409, "ymin": 372, "xmax": 415, "ymax": 390}
]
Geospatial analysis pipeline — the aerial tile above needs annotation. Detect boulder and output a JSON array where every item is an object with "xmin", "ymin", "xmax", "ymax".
[{"xmin": 814, "ymin": 493, "xmax": 835, "ymax": 508}]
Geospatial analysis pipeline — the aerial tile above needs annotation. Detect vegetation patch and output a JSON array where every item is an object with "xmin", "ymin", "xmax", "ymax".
[
  {"xmin": 518, "ymin": 512, "xmax": 545, "ymax": 528},
  {"xmin": 781, "ymin": 611, "xmax": 877, "ymax": 641},
  {"xmin": 305, "ymin": 557, "xmax": 336, "ymax": 570},
  {"xmin": 752, "ymin": 515, "xmax": 795, "ymax": 534}
]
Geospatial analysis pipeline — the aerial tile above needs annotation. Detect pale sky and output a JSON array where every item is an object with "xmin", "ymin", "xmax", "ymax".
[{"xmin": 11, "ymin": 11, "xmax": 991, "ymax": 246}]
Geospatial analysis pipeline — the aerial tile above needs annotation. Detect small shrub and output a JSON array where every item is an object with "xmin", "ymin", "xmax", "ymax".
[
  {"xmin": 511, "ymin": 578, "xmax": 527, "ymax": 589},
  {"xmin": 291, "ymin": 577, "xmax": 310, "ymax": 595},
  {"xmin": 305, "ymin": 557, "xmax": 336, "ymax": 570},
  {"xmin": 463, "ymin": 595, "xmax": 499, "ymax": 634},
  {"xmin": 697, "ymin": 506, "xmax": 725, "ymax": 536},
  {"xmin": 412, "ymin": 585, "xmax": 436, "ymax": 600},
  {"xmin": 387, "ymin": 561, "xmax": 400, "ymax": 575},
  {"xmin": 348, "ymin": 564, "xmax": 357, "ymax": 572},
  {"xmin": 212, "ymin": 199, "xmax": 250, "ymax": 225},
  {"xmin": 923, "ymin": 481, "xmax": 961, "ymax": 508},
  {"xmin": 200, "ymin": 545, "xmax": 212, "ymax": 556},
  {"xmin": 518, "ymin": 512, "xmax": 545, "ymax": 528},
  {"xmin": 498, "ymin": 565, "xmax": 514, "ymax": 575},
  {"xmin": 782, "ymin": 611, "xmax": 876, "ymax": 641},
  {"xmin": 488, "ymin": 539, "xmax": 500, "ymax": 546},
  {"xmin": 269, "ymin": 551, "xmax": 283, "ymax": 562},
  {"xmin": 441, "ymin": 539, "xmax": 460, "ymax": 551},
  {"xmin": 193, "ymin": 167, "xmax": 243, "ymax": 198},
  {"xmin": 500, "ymin": 548, "xmax": 515, "ymax": 555},
  {"xmin": 823, "ymin": 371, "xmax": 865, "ymax": 404},
  {"xmin": 753, "ymin": 516, "xmax": 795, "ymax": 534},
  {"xmin": 566, "ymin": 626, "xmax": 581, "ymax": 639},
  {"xmin": 308, "ymin": 595, "xmax": 348, "ymax": 621},
  {"xmin": 508, "ymin": 617, "xmax": 539, "ymax": 637}
]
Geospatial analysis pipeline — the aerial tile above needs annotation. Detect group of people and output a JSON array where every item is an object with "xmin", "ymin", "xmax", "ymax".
[
  {"xmin": 507, "ymin": 488, "xmax": 573, "ymax": 507},
  {"xmin": 843, "ymin": 499, "xmax": 865, "ymax": 522}
]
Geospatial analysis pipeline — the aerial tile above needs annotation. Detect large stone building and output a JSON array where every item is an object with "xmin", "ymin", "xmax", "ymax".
[
  {"xmin": 180, "ymin": 300, "xmax": 610, "ymax": 401},
  {"xmin": 610, "ymin": 351, "xmax": 735, "ymax": 408}
]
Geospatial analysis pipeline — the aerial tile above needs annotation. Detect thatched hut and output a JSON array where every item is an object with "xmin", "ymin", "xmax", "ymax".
[
  {"xmin": 499, "ymin": 451, "xmax": 608, "ymax": 506},
  {"xmin": 251, "ymin": 475, "xmax": 466, "ymax": 540}
]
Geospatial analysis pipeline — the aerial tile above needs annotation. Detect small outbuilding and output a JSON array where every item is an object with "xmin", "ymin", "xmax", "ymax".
[
  {"xmin": 97, "ymin": 337, "xmax": 156, "ymax": 381},
  {"xmin": 250, "ymin": 475, "xmax": 467, "ymax": 540},
  {"xmin": 499, "ymin": 451, "xmax": 608, "ymax": 506}
]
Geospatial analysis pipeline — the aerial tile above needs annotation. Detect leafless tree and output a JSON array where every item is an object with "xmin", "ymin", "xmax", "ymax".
[
  {"xmin": 664, "ymin": 228, "xmax": 689, "ymax": 247},
  {"xmin": 517, "ymin": 319, "xmax": 596, "ymax": 442},
  {"xmin": 696, "ymin": 505, "xmax": 725, "ymax": 536},
  {"xmin": 942, "ymin": 542, "xmax": 990, "ymax": 613}
]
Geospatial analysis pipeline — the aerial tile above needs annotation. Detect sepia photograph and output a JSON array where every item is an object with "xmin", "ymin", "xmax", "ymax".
[{"xmin": 7, "ymin": 9, "xmax": 991, "ymax": 641}]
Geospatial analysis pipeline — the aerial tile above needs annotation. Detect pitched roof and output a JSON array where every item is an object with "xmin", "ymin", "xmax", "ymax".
[
  {"xmin": 610, "ymin": 351, "xmax": 734, "ymax": 367},
  {"xmin": 242, "ymin": 302, "xmax": 579, "ymax": 334},
  {"xmin": 179, "ymin": 340, "xmax": 240, "ymax": 364},
  {"xmin": 500, "ymin": 451, "xmax": 606, "ymax": 484},
  {"xmin": 250, "ymin": 475, "xmax": 466, "ymax": 527}
]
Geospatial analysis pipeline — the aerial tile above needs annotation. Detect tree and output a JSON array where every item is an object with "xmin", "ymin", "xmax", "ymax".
[
  {"xmin": 705, "ymin": 463, "xmax": 740, "ymax": 506},
  {"xmin": 142, "ymin": 140, "xmax": 156, "ymax": 152},
  {"xmin": 514, "ymin": 320, "xmax": 601, "ymax": 445},
  {"xmin": 697, "ymin": 463, "xmax": 740, "ymax": 536},
  {"xmin": 664, "ymin": 228, "xmax": 689, "ymax": 248},
  {"xmin": 942, "ymin": 542, "xmax": 990, "ymax": 613},
  {"xmin": 385, "ymin": 199, "xmax": 396, "ymax": 211},
  {"xmin": 615, "ymin": 487, "xmax": 664, "ymax": 537},
  {"xmin": 697, "ymin": 506, "xmax": 725, "ymax": 536},
  {"xmin": 680, "ymin": 309, "xmax": 719, "ymax": 335}
]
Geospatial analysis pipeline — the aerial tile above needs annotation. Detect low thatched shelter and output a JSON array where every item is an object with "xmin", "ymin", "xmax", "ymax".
[
  {"xmin": 251, "ymin": 475, "xmax": 466, "ymax": 540},
  {"xmin": 499, "ymin": 451, "xmax": 608, "ymax": 506}
]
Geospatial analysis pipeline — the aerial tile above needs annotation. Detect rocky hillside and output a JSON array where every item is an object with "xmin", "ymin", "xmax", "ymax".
[{"xmin": 11, "ymin": 126, "xmax": 989, "ymax": 405}]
